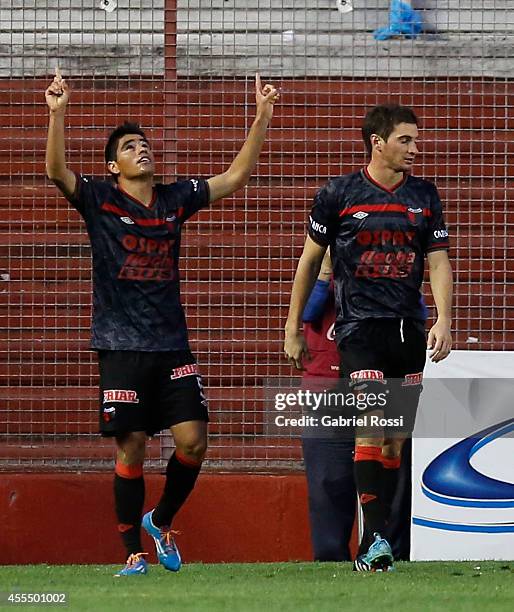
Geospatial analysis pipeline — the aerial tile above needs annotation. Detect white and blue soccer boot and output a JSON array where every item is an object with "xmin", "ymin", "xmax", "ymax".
[
  {"xmin": 353, "ymin": 532, "xmax": 394, "ymax": 572},
  {"xmin": 142, "ymin": 510, "xmax": 182, "ymax": 572},
  {"xmin": 114, "ymin": 552, "xmax": 148, "ymax": 576}
]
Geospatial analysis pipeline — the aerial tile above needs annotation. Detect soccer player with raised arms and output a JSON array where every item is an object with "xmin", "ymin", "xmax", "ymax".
[
  {"xmin": 284, "ymin": 105, "xmax": 453, "ymax": 571},
  {"xmin": 45, "ymin": 68, "xmax": 279, "ymax": 576}
]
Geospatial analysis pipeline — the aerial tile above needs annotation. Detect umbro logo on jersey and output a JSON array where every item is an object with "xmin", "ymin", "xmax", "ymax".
[
  {"xmin": 121, "ymin": 217, "xmax": 135, "ymax": 224},
  {"xmin": 353, "ymin": 211, "xmax": 368, "ymax": 219},
  {"xmin": 165, "ymin": 215, "xmax": 176, "ymax": 222}
]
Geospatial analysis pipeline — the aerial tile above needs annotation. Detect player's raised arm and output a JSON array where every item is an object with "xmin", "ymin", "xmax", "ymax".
[
  {"xmin": 284, "ymin": 236, "xmax": 327, "ymax": 370},
  {"xmin": 45, "ymin": 67, "xmax": 76, "ymax": 199},
  {"xmin": 207, "ymin": 73, "xmax": 279, "ymax": 203}
]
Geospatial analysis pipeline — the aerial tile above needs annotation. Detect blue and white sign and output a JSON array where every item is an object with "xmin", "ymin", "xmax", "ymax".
[{"xmin": 411, "ymin": 351, "xmax": 514, "ymax": 560}]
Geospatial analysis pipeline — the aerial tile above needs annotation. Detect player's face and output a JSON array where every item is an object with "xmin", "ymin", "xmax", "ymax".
[
  {"xmin": 379, "ymin": 122, "xmax": 419, "ymax": 172},
  {"xmin": 110, "ymin": 134, "xmax": 155, "ymax": 180}
]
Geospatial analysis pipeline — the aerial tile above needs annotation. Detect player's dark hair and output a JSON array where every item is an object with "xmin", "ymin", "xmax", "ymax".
[
  {"xmin": 104, "ymin": 121, "xmax": 147, "ymax": 164},
  {"xmin": 362, "ymin": 105, "xmax": 418, "ymax": 157}
]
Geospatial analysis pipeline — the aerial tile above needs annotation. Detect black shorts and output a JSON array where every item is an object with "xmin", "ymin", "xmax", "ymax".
[
  {"xmin": 338, "ymin": 318, "xmax": 426, "ymax": 434},
  {"xmin": 98, "ymin": 350, "xmax": 209, "ymax": 437}
]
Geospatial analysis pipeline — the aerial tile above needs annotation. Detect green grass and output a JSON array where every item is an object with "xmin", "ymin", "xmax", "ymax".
[{"xmin": 0, "ymin": 562, "xmax": 513, "ymax": 611}]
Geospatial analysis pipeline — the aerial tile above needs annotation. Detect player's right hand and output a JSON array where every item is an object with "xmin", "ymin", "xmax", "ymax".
[
  {"xmin": 284, "ymin": 331, "xmax": 311, "ymax": 371},
  {"xmin": 45, "ymin": 67, "xmax": 69, "ymax": 113}
]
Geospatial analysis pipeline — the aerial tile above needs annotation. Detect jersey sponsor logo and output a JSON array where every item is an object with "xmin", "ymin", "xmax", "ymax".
[
  {"xmin": 326, "ymin": 323, "xmax": 336, "ymax": 341},
  {"xmin": 402, "ymin": 372, "xmax": 423, "ymax": 386},
  {"xmin": 309, "ymin": 216, "xmax": 327, "ymax": 235},
  {"xmin": 119, "ymin": 235, "xmax": 175, "ymax": 281},
  {"xmin": 122, "ymin": 235, "xmax": 174, "ymax": 255},
  {"xmin": 433, "ymin": 229, "xmax": 449, "ymax": 239},
  {"xmin": 350, "ymin": 369, "xmax": 386, "ymax": 383},
  {"xmin": 120, "ymin": 216, "xmax": 135, "ymax": 224},
  {"xmin": 103, "ymin": 389, "xmax": 139, "ymax": 404},
  {"xmin": 356, "ymin": 249, "xmax": 416, "ymax": 279},
  {"xmin": 353, "ymin": 211, "xmax": 368, "ymax": 219},
  {"xmin": 190, "ymin": 178, "xmax": 199, "ymax": 192},
  {"xmin": 170, "ymin": 363, "xmax": 199, "ymax": 380},
  {"xmin": 356, "ymin": 230, "xmax": 415, "ymax": 247}
]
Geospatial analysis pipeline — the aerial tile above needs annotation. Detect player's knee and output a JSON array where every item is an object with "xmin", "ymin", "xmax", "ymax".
[
  {"xmin": 116, "ymin": 431, "xmax": 147, "ymax": 465},
  {"xmin": 176, "ymin": 437, "xmax": 207, "ymax": 463}
]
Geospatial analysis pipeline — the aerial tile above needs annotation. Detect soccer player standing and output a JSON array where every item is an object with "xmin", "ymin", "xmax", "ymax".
[
  {"xmin": 284, "ymin": 105, "xmax": 452, "ymax": 571},
  {"xmin": 45, "ymin": 68, "xmax": 279, "ymax": 576}
]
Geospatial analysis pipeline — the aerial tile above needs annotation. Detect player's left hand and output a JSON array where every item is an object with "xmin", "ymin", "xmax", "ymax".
[
  {"xmin": 255, "ymin": 73, "xmax": 279, "ymax": 121},
  {"xmin": 427, "ymin": 319, "xmax": 452, "ymax": 363}
]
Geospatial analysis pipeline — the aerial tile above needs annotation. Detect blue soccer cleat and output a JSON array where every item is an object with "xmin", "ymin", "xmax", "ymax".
[
  {"xmin": 142, "ymin": 510, "xmax": 182, "ymax": 571},
  {"xmin": 373, "ymin": 0, "xmax": 423, "ymax": 41},
  {"xmin": 353, "ymin": 532, "xmax": 394, "ymax": 572},
  {"xmin": 114, "ymin": 552, "xmax": 148, "ymax": 576}
]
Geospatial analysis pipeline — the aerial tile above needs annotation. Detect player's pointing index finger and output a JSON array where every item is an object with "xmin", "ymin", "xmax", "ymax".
[
  {"xmin": 255, "ymin": 72, "xmax": 262, "ymax": 93},
  {"xmin": 55, "ymin": 66, "xmax": 61, "ymax": 79}
]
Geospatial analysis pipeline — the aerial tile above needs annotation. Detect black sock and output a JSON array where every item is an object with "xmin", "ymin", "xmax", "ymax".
[
  {"xmin": 357, "ymin": 526, "xmax": 374, "ymax": 557},
  {"xmin": 382, "ymin": 460, "xmax": 401, "ymax": 523},
  {"xmin": 114, "ymin": 470, "xmax": 145, "ymax": 556},
  {"xmin": 152, "ymin": 451, "xmax": 202, "ymax": 528},
  {"xmin": 354, "ymin": 445, "xmax": 387, "ymax": 539}
]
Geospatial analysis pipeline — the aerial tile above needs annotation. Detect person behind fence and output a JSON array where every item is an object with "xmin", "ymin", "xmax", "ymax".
[
  {"xmin": 373, "ymin": 0, "xmax": 423, "ymax": 41},
  {"xmin": 301, "ymin": 249, "xmax": 356, "ymax": 562},
  {"xmin": 284, "ymin": 103, "xmax": 452, "ymax": 572},
  {"xmin": 45, "ymin": 68, "xmax": 279, "ymax": 577}
]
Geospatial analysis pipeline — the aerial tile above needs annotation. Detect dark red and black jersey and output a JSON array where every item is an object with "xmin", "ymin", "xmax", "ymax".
[
  {"xmin": 69, "ymin": 174, "xmax": 210, "ymax": 351},
  {"xmin": 302, "ymin": 288, "xmax": 340, "ymax": 380},
  {"xmin": 308, "ymin": 169, "xmax": 449, "ymax": 343}
]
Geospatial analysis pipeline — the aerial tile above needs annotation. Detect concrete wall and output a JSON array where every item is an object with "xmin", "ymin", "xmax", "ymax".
[{"xmin": 0, "ymin": 472, "xmax": 356, "ymax": 564}]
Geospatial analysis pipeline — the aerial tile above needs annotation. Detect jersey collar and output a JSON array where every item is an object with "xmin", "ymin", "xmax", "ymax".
[
  {"xmin": 116, "ymin": 184, "xmax": 157, "ymax": 210},
  {"xmin": 362, "ymin": 167, "xmax": 407, "ymax": 194}
]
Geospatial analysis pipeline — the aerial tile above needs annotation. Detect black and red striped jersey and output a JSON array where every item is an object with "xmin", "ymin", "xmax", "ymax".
[
  {"xmin": 69, "ymin": 174, "xmax": 210, "ymax": 351},
  {"xmin": 308, "ymin": 168, "xmax": 449, "ymax": 343}
]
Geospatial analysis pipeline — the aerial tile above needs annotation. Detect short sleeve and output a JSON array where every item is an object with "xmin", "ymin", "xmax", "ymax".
[
  {"xmin": 425, "ymin": 184, "xmax": 450, "ymax": 253},
  {"xmin": 173, "ymin": 178, "xmax": 210, "ymax": 222},
  {"xmin": 67, "ymin": 173, "xmax": 102, "ymax": 218},
  {"xmin": 307, "ymin": 181, "xmax": 339, "ymax": 246}
]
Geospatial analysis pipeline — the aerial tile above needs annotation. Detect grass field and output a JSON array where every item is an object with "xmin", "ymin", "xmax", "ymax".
[{"xmin": 0, "ymin": 562, "xmax": 513, "ymax": 611}]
